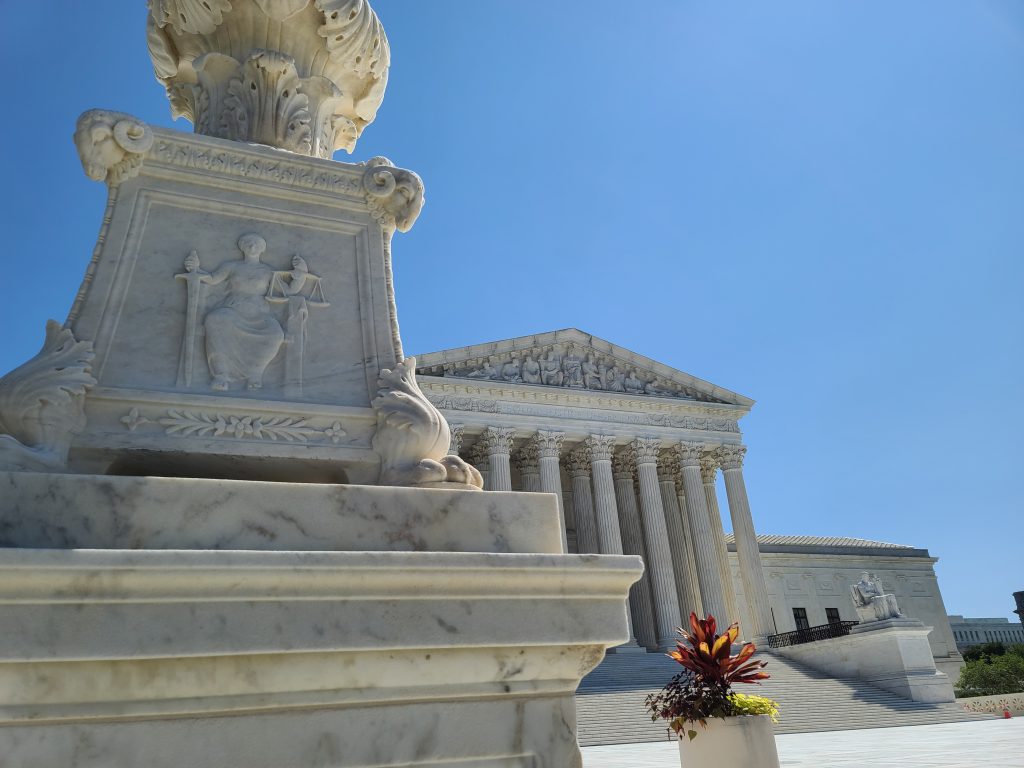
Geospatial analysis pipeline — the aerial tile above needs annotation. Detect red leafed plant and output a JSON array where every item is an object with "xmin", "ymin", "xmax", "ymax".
[{"xmin": 646, "ymin": 613, "xmax": 777, "ymax": 740}]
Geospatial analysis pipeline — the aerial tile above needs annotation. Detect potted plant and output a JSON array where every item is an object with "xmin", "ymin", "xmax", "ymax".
[{"xmin": 646, "ymin": 613, "xmax": 781, "ymax": 768}]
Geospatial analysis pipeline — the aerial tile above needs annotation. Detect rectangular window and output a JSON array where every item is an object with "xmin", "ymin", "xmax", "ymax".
[
  {"xmin": 793, "ymin": 607, "xmax": 810, "ymax": 631},
  {"xmin": 826, "ymin": 608, "xmax": 842, "ymax": 625}
]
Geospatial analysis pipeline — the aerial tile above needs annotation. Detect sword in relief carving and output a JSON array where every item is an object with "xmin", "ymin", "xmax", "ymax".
[{"xmin": 175, "ymin": 250, "xmax": 209, "ymax": 387}]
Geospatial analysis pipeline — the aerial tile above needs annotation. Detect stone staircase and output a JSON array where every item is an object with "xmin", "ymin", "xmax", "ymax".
[{"xmin": 575, "ymin": 649, "xmax": 991, "ymax": 746}]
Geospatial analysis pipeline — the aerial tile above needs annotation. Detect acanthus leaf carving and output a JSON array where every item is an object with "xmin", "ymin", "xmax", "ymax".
[
  {"xmin": 372, "ymin": 357, "xmax": 483, "ymax": 489},
  {"xmin": 0, "ymin": 321, "xmax": 97, "ymax": 471},
  {"xmin": 147, "ymin": 0, "xmax": 390, "ymax": 156}
]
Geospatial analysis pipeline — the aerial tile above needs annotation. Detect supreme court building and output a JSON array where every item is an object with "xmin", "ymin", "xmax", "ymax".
[
  {"xmin": 416, "ymin": 327, "xmax": 773, "ymax": 650},
  {"xmin": 415, "ymin": 327, "xmax": 964, "ymax": 676}
]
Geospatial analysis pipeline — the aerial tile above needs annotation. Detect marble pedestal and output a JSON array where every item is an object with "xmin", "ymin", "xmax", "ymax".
[
  {"xmin": 773, "ymin": 618, "xmax": 956, "ymax": 704},
  {"xmin": 0, "ymin": 474, "xmax": 642, "ymax": 767}
]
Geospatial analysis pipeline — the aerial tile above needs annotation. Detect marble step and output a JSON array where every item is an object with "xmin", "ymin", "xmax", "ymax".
[{"xmin": 575, "ymin": 651, "xmax": 991, "ymax": 746}]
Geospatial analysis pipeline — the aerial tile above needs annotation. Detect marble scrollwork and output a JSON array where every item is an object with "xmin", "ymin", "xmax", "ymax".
[
  {"xmin": 0, "ymin": 321, "xmax": 97, "ymax": 471},
  {"xmin": 426, "ymin": 343, "xmax": 720, "ymax": 402},
  {"xmin": 75, "ymin": 110, "xmax": 155, "ymax": 186},
  {"xmin": 372, "ymin": 357, "xmax": 483, "ymax": 489},
  {"xmin": 176, "ymin": 234, "xmax": 329, "ymax": 393}
]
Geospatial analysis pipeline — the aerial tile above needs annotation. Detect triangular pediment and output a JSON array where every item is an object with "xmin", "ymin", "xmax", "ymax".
[{"xmin": 413, "ymin": 328, "xmax": 753, "ymax": 407}]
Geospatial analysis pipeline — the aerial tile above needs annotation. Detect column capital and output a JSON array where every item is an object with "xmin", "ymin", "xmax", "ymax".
[
  {"xmin": 585, "ymin": 434, "xmax": 616, "ymax": 463},
  {"xmin": 628, "ymin": 436, "xmax": 662, "ymax": 466},
  {"xmin": 675, "ymin": 441, "xmax": 705, "ymax": 467},
  {"xmin": 565, "ymin": 447, "xmax": 593, "ymax": 479},
  {"xmin": 467, "ymin": 442, "xmax": 490, "ymax": 470},
  {"xmin": 611, "ymin": 452, "xmax": 635, "ymax": 481},
  {"xmin": 700, "ymin": 453, "xmax": 720, "ymax": 485},
  {"xmin": 448, "ymin": 424, "xmax": 465, "ymax": 456},
  {"xmin": 512, "ymin": 444, "xmax": 540, "ymax": 474},
  {"xmin": 717, "ymin": 444, "xmax": 747, "ymax": 471},
  {"xmin": 480, "ymin": 426, "xmax": 516, "ymax": 457},
  {"xmin": 656, "ymin": 453, "xmax": 680, "ymax": 484},
  {"xmin": 531, "ymin": 430, "xmax": 565, "ymax": 459}
]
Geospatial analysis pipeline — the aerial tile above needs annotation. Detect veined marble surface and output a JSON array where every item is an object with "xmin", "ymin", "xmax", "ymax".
[
  {"xmin": 0, "ymin": 471, "xmax": 560, "ymax": 553},
  {"xmin": 0, "ymin": 548, "xmax": 643, "ymax": 768}
]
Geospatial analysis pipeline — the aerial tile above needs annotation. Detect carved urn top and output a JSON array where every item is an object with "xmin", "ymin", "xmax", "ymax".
[{"xmin": 147, "ymin": 0, "xmax": 390, "ymax": 157}]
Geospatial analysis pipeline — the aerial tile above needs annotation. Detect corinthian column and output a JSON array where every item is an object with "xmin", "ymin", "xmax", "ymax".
[
  {"xmin": 630, "ymin": 437, "xmax": 682, "ymax": 648},
  {"xmin": 468, "ymin": 443, "xmax": 490, "ymax": 490},
  {"xmin": 513, "ymin": 444, "xmax": 542, "ymax": 492},
  {"xmin": 480, "ymin": 427, "xmax": 516, "ymax": 492},
  {"xmin": 718, "ymin": 445, "xmax": 774, "ymax": 640},
  {"xmin": 532, "ymin": 431, "xmax": 567, "ymax": 552},
  {"xmin": 613, "ymin": 454, "xmax": 658, "ymax": 650},
  {"xmin": 566, "ymin": 448, "xmax": 599, "ymax": 555},
  {"xmin": 585, "ymin": 435, "xmax": 642, "ymax": 652},
  {"xmin": 677, "ymin": 442, "xmax": 727, "ymax": 623},
  {"xmin": 701, "ymin": 453, "xmax": 739, "ymax": 625},
  {"xmin": 586, "ymin": 435, "xmax": 625, "ymax": 554},
  {"xmin": 656, "ymin": 457, "xmax": 701, "ymax": 619}
]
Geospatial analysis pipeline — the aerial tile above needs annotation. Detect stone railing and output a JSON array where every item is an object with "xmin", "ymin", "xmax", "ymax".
[{"xmin": 957, "ymin": 692, "xmax": 1024, "ymax": 715}]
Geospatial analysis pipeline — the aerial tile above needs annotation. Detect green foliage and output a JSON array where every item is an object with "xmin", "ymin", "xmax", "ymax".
[
  {"xmin": 956, "ymin": 649, "xmax": 1024, "ymax": 697},
  {"xmin": 645, "ymin": 613, "xmax": 778, "ymax": 739},
  {"xmin": 963, "ymin": 642, "xmax": 1006, "ymax": 663},
  {"xmin": 730, "ymin": 693, "xmax": 780, "ymax": 722}
]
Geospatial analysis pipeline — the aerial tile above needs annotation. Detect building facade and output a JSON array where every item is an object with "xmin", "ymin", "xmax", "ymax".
[
  {"xmin": 417, "ymin": 328, "xmax": 962, "ymax": 676},
  {"xmin": 417, "ymin": 328, "xmax": 771, "ymax": 649},
  {"xmin": 729, "ymin": 535, "xmax": 963, "ymax": 678},
  {"xmin": 948, "ymin": 616, "xmax": 1024, "ymax": 650}
]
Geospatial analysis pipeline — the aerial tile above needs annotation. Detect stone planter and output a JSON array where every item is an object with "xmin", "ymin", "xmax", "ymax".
[{"xmin": 677, "ymin": 715, "xmax": 780, "ymax": 768}]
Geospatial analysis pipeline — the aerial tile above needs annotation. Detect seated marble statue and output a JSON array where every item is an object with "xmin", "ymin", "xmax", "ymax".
[
  {"xmin": 201, "ymin": 234, "xmax": 285, "ymax": 391},
  {"xmin": 850, "ymin": 572, "xmax": 903, "ymax": 622}
]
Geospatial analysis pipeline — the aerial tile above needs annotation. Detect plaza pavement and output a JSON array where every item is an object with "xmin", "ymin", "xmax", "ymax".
[{"xmin": 581, "ymin": 716, "xmax": 1023, "ymax": 767}]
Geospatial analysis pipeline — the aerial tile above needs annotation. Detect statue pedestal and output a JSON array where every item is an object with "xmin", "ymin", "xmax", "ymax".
[
  {"xmin": 773, "ymin": 618, "xmax": 955, "ymax": 704},
  {"xmin": 0, "ymin": 473, "xmax": 642, "ymax": 767}
]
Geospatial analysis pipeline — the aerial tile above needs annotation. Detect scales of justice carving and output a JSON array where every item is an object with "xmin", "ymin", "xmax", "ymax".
[{"xmin": 176, "ymin": 233, "xmax": 329, "ymax": 397}]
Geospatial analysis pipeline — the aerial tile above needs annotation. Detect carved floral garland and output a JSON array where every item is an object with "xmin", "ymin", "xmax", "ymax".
[{"xmin": 121, "ymin": 407, "xmax": 346, "ymax": 444}]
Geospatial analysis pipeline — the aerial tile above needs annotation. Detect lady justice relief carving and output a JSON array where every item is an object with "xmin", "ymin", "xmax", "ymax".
[{"xmin": 175, "ymin": 233, "xmax": 329, "ymax": 394}]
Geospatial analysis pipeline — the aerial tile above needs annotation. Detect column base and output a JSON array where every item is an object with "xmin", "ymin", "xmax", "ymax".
[{"xmin": 608, "ymin": 640, "xmax": 648, "ymax": 654}]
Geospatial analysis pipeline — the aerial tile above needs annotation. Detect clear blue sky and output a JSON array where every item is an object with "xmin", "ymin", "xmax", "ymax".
[{"xmin": 1, "ymin": 2, "xmax": 1022, "ymax": 621}]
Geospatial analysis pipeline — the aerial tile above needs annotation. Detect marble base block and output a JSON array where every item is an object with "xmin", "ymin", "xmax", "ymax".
[
  {"xmin": 773, "ymin": 618, "xmax": 956, "ymax": 704},
  {"xmin": 0, "ymin": 471, "xmax": 561, "ymax": 553},
  {"xmin": 0, "ymin": 548, "xmax": 642, "ymax": 768}
]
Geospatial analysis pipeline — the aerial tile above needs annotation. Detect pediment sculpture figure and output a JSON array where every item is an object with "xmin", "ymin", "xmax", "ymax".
[
  {"xmin": 521, "ymin": 355, "xmax": 541, "ymax": 385},
  {"xmin": 851, "ymin": 572, "xmax": 903, "ymax": 622},
  {"xmin": 607, "ymin": 366, "xmax": 626, "ymax": 392},
  {"xmin": 466, "ymin": 360, "xmax": 499, "ymax": 380},
  {"xmin": 624, "ymin": 368, "xmax": 645, "ymax": 394},
  {"xmin": 540, "ymin": 351, "xmax": 563, "ymax": 387},
  {"xmin": 501, "ymin": 357, "xmax": 523, "ymax": 383},
  {"xmin": 582, "ymin": 354, "xmax": 602, "ymax": 390},
  {"xmin": 562, "ymin": 346, "xmax": 584, "ymax": 388}
]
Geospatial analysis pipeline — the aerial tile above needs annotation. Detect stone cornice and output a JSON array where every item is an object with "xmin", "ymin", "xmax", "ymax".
[
  {"xmin": 419, "ymin": 377, "xmax": 744, "ymax": 436},
  {"xmin": 145, "ymin": 126, "xmax": 368, "ymax": 199}
]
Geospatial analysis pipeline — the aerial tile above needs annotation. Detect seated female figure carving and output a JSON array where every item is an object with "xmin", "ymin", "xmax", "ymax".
[{"xmin": 201, "ymin": 234, "xmax": 285, "ymax": 391}]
